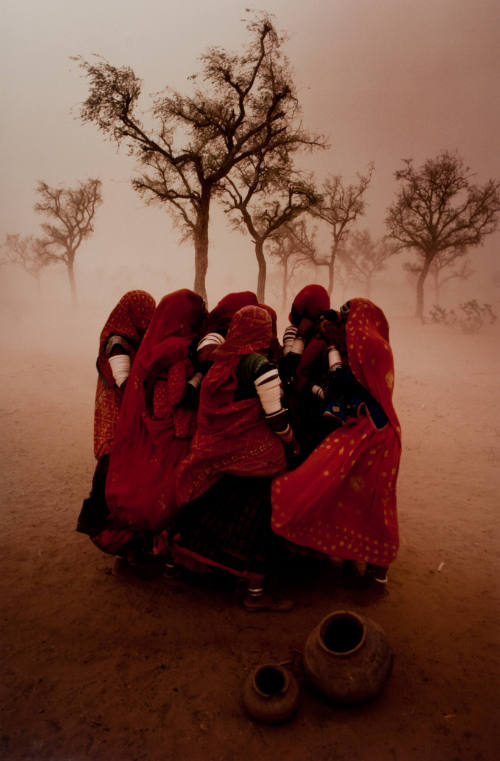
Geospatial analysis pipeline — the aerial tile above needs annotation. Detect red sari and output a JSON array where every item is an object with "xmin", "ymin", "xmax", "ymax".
[
  {"xmin": 271, "ymin": 299, "xmax": 402, "ymax": 567},
  {"xmin": 176, "ymin": 305, "xmax": 286, "ymax": 506},
  {"xmin": 94, "ymin": 290, "xmax": 205, "ymax": 552},
  {"xmin": 94, "ymin": 290, "xmax": 156, "ymax": 459}
]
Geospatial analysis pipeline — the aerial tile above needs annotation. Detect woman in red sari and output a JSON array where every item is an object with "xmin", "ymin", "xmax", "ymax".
[
  {"xmin": 279, "ymin": 284, "xmax": 331, "ymax": 457},
  {"xmin": 174, "ymin": 305, "xmax": 298, "ymax": 610},
  {"xmin": 271, "ymin": 298, "xmax": 402, "ymax": 584},
  {"xmin": 77, "ymin": 289, "xmax": 156, "ymax": 536},
  {"xmin": 91, "ymin": 289, "xmax": 206, "ymax": 558}
]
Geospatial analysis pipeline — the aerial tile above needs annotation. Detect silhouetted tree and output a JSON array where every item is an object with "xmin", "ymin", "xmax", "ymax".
[
  {"xmin": 311, "ymin": 166, "xmax": 373, "ymax": 299},
  {"xmin": 386, "ymin": 151, "xmax": 500, "ymax": 320},
  {"xmin": 339, "ymin": 229, "xmax": 395, "ymax": 298},
  {"xmin": 75, "ymin": 13, "xmax": 325, "ymax": 302},
  {"xmin": 34, "ymin": 179, "xmax": 102, "ymax": 304},
  {"xmin": 268, "ymin": 218, "xmax": 320, "ymax": 313},
  {"xmin": 404, "ymin": 253, "xmax": 474, "ymax": 306},
  {"xmin": 222, "ymin": 158, "xmax": 321, "ymax": 300},
  {"xmin": 1, "ymin": 234, "xmax": 53, "ymax": 293}
]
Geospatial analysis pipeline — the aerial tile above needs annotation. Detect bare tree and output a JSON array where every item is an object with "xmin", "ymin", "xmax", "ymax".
[
  {"xmin": 34, "ymin": 179, "xmax": 102, "ymax": 304},
  {"xmin": 1, "ymin": 233, "xmax": 53, "ymax": 293},
  {"xmin": 311, "ymin": 165, "xmax": 374, "ymax": 299},
  {"xmin": 386, "ymin": 151, "xmax": 500, "ymax": 320},
  {"xmin": 222, "ymin": 158, "xmax": 321, "ymax": 300},
  {"xmin": 74, "ymin": 14, "xmax": 325, "ymax": 302},
  {"xmin": 338, "ymin": 229, "xmax": 395, "ymax": 298},
  {"xmin": 268, "ymin": 217, "xmax": 320, "ymax": 313},
  {"xmin": 404, "ymin": 253, "xmax": 475, "ymax": 306}
]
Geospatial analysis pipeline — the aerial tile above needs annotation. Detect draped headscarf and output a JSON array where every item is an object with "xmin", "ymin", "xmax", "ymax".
[
  {"xmin": 104, "ymin": 289, "xmax": 206, "ymax": 533},
  {"xmin": 344, "ymin": 299, "xmax": 400, "ymax": 437},
  {"xmin": 206, "ymin": 291, "xmax": 259, "ymax": 335},
  {"xmin": 93, "ymin": 290, "xmax": 156, "ymax": 458},
  {"xmin": 272, "ymin": 298, "xmax": 401, "ymax": 566},
  {"xmin": 289, "ymin": 284, "xmax": 330, "ymax": 325},
  {"xmin": 96, "ymin": 290, "xmax": 156, "ymax": 388},
  {"xmin": 176, "ymin": 305, "xmax": 286, "ymax": 505}
]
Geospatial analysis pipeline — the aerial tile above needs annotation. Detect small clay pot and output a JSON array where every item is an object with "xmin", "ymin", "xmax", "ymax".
[
  {"xmin": 303, "ymin": 609, "xmax": 393, "ymax": 704},
  {"xmin": 242, "ymin": 663, "xmax": 300, "ymax": 724}
]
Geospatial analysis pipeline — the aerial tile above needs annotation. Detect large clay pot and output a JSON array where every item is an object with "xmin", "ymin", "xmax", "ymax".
[
  {"xmin": 303, "ymin": 609, "xmax": 393, "ymax": 704},
  {"xmin": 242, "ymin": 664, "xmax": 300, "ymax": 724}
]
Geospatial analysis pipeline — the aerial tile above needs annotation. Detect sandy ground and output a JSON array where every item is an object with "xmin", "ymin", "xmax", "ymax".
[{"xmin": 1, "ymin": 307, "xmax": 499, "ymax": 761}]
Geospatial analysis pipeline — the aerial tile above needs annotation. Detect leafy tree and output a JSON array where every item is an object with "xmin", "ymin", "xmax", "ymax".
[
  {"xmin": 75, "ymin": 13, "xmax": 325, "ymax": 302},
  {"xmin": 311, "ymin": 166, "xmax": 373, "ymax": 299},
  {"xmin": 34, "ymin": 179, "xmax": 102, "ymax": 304},
  {"xmin": 339, "ymin": 229, "xmax": 395, "ymax": 298},
  {"xmin": 386, "ymin": 151, "xmax": 500, "ymax": 320},
  {"xmin": 222, "ymin": 159, "xmax": 321, "ymax": 301}
]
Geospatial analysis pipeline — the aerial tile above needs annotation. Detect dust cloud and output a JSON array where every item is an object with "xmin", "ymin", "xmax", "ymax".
[{"xmin": 1, "ymin": 1, "xmax": 500, "ymax": 759}]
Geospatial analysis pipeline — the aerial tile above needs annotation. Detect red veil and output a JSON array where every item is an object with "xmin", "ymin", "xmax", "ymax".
[
  {"xmin": 102, "ymin": 289, "xmax": 206, "ymax": 536},
  {"xmin": 290, "ymin": 284, "xmax": 330, "ymax": 324},
  {"xmin": 176, "ymin": 305, "xmax": 286, "ymax": 505},
  {"xmin": 206, "ymin": 291, "xmax": 258, "ymax": 334},
  {"xmin": 94, "ymin": 290, "xmax": 156, "ymax": 458},
  {"xmin": 271, "ymin": 298, "xmax": 402, "ymax": 567}
]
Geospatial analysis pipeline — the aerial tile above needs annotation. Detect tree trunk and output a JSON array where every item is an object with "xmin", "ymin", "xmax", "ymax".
[
  {"xmin": 255, "ymin": 238, "xmax": 266, "ymax": 303},
  {"xmin": 327, "ymin": 254, "xmax": 335, "ymax": 302},
  {"xmin": 281, "ymin": 257, "xmax": 289, "ymax": 315},
  {"xmin": 67, "ymin": 256, "xmax": 77, "ymax": 306},
  {"xmin": 433, "ymin": 269, "xmax": 440, "ymax": 305},
  {"xmin": 415, "ymin": 256, "xmax": 432, "ymax": 321},
  {"xmin": 193, "ymin": 191, "xmax": 210, "ymax": 303}
]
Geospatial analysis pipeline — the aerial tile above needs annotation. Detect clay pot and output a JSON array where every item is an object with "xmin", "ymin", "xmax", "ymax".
[
  {"xmin": 242, "ymin": 664, "xmax": 300, "ymax": 724},
  {"xmin": 303, "ymin": 609, "xmax": 393, "ymax": 704}
]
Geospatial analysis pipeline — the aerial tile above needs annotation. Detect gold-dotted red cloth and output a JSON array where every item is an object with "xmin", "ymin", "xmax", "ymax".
[
  {"xmin": 271, "ymin": 298, "xmax": 401, "ymax": 566},
  {"xmin": 176, "ymin": 305, "xmax": 286, "ymax": 506},
  {"xmin": 93, "ymin": 290, "xmax": 156, "ymax": 459}
]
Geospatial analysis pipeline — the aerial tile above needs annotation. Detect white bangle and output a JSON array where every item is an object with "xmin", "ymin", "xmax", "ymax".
[{"xmin": 108, "ymin": 354, "xmax": 130, "ymax": 387}]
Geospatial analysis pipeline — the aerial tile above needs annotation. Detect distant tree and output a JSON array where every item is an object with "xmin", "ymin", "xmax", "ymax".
[
  {"xmin": 34, "ymin": 178, "xmax": 102, "ymax": 304},
  {"xmin": 75, "ymin": 14, "xmax": 325, "ymax": 302},
  {"xmin": 1, "ymin": 233, "xmax": 53, "ymax": 293},
  {"xmin": 339, "ymin": 229, "xmax": 395, "ymax": 298},
  {"xmin": 404, "ymin": 253, "xmax": 474, "ymax": 306},
  {"xmin": 311, "ymin": 166, "xmax": 374, "ymax": 299},
  {"xmin": 268, "ymin": 217, "xmax": 320, "ymax": 313},
  {"xmin": 386, "ymin": 151, "xmax": 500, "ymax": 320},
  {"xmin": 222, "ymin": 158, "xmax": 321, "ymax": 300}
]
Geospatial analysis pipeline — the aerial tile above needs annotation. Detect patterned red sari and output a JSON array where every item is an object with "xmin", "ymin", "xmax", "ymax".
[
  {"xmin": 176, "ymin": 305, "xmax": 286, "ymax": 506},
  {"xmin": 95, "ymin": 290, "xmax": 205, "ymax": 551},
  {"xmin": 93, "ymin": 290, "xmax": 156, "ymax": 458},
  {"xmin": 271, "ymin": 299, "xmax": 402, "ymax": 567}
]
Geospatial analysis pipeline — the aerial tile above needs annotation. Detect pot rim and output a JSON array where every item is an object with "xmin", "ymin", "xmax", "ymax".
[
  {"xmin": 317, "ymin": 609, "xmax": 366, "ymax": 657},
  {"xmin": 251, "ymin": 663, "xmax": 290, "ymax": 699}
]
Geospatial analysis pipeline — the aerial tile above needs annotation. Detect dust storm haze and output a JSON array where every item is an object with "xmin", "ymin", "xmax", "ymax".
[{"xmin": 1, "ymin": 2, "xmax": 500, "ymax": 761}]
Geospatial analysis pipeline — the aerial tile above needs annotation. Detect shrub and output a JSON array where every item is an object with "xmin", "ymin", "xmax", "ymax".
[{"xmin": 428, "ymin": 300, "xmax": 497, "ymax": 333}]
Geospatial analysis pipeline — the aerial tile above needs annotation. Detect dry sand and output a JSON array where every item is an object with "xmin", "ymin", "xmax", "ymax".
[{"xmin": 1, "ymin": 306, "xmax": 499, "ymax": 761}]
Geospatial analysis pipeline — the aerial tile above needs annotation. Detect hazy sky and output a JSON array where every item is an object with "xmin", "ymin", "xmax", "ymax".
[{"xmin": 1, "ymin": 0, "xmax": 499, "ymax": 309}]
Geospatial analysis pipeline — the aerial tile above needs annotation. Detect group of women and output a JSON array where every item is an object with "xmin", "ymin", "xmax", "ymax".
[{"xmin": 77, "ymin": 284, "xmax": 402, "ymax": 611}]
